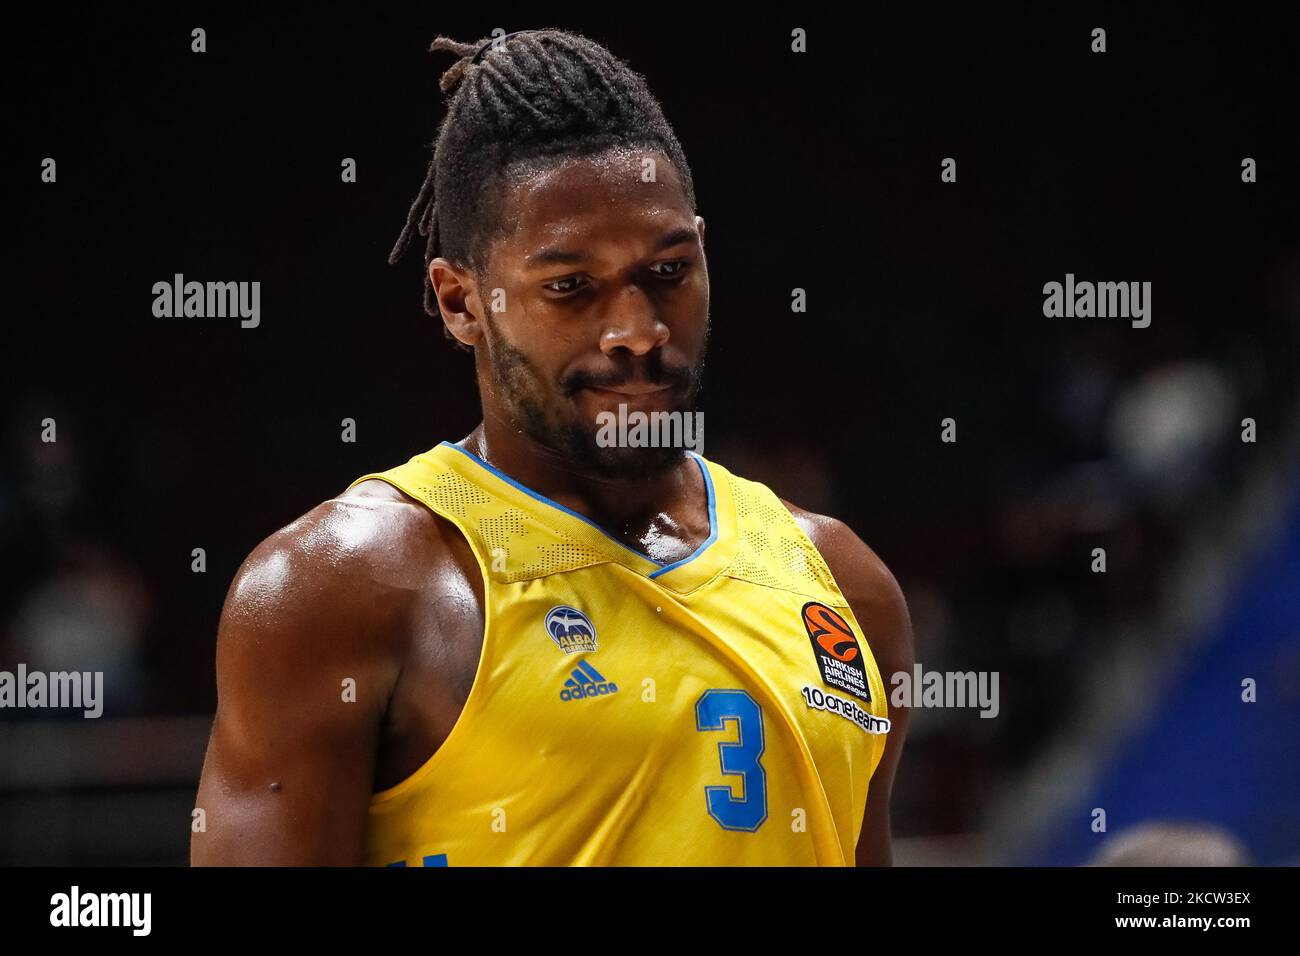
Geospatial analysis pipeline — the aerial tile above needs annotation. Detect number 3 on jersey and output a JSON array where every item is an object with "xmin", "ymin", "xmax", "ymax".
[{"xmin": 695, "ymin": 688, "xmax": 768, "ymax": 831}]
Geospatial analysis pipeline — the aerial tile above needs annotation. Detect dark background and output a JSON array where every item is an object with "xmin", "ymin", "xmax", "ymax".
[{"xmin": 3, "ymin": 1, "xmax": 1298, "ymax": 864}]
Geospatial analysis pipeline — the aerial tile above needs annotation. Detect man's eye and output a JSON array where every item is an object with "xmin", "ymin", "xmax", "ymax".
[
  {"xmin": 544, "ymin": 276, "xmax": 585, "ymax": 294},
  {"xmin": 651, "ymin": 261, "xmax": 688, "ymax": 279}
]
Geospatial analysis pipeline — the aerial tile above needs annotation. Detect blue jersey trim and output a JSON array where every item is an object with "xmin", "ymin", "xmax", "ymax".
[
  {"xmin": 648, "ymin": 452, "xmax": 718, "ymax": 579},
  {"xmin": 438, "ymin": 441, "xmax": 718, "ymax": 572}
]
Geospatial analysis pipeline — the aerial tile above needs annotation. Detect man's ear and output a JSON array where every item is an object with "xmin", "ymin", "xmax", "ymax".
[{"xmin": 429, "ymin": 258, "xmax": 484, "ymax": 347}]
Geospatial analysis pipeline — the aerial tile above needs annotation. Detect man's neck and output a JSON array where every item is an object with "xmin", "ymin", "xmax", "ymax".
[{"xmin": 460, "ymin": 420, "xmax": 708, "ymax": 563}]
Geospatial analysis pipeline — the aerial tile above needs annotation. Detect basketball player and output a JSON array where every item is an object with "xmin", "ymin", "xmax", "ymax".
[{"xmin": 192, "ymin": 29, "xmax": 913, "ymax": 866}]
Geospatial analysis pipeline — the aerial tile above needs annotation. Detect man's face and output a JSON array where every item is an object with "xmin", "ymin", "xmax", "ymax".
[{"xmin": 452, "ymin": 146, "xmax": 709, "ymax": 480}]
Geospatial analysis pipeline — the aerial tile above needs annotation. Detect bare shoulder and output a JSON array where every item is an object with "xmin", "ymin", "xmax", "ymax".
[
  {"xmin": 232, "ymin": 479, "xmax": 443, "ymax": 599},
  {"xmin": 219, "ymin": 478, "xmax": 471, "ymax": 666},
  {"xmin": 774, "ymin": 496, "xmax": 909, "ymax": 632},
  {"xmin": 778, "ymin": 498, "xmax": 913, "ymax": 662}
]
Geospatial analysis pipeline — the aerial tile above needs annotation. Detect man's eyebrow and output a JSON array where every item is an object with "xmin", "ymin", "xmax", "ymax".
[
  {"xmin": 652, "ymin": 225, "xmax": 699, "ymax": 251},
  {"xmin": 524, "ymin": 246, "xmax": 589, "ymax": 268},
  {"xmin": 523, "ymin": 225, "xmax": 699, "ymax": 268}
]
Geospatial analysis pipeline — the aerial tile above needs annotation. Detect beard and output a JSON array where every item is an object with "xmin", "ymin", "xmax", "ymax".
[{"xmin": 483, "ymin": 320, "xmax": 707, "ymax": 482}]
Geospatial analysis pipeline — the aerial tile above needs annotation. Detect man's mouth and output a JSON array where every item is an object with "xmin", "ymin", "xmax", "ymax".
[{"xmin": 582, "ymin": 382, "xmax": 674, "ymax": 397}]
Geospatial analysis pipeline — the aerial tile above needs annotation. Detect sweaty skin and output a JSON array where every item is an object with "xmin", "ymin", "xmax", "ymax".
[{"xmin": 191, "ymin": 148, "xmax": 913, "ymax": 866}]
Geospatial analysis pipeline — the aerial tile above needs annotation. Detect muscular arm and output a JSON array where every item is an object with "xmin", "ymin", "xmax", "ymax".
[
  {"xmin": 784, "ymin": 502, "xmax": 915, "ymax": 867},
  {"xmin": 191, "ymin": 488, "xmax": 417, "ymax": 865}
]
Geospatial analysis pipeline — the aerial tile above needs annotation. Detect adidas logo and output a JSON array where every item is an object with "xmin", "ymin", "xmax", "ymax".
[{"xmin": 559, "ymin": 660, "xmax": 619, "ymax": 702}]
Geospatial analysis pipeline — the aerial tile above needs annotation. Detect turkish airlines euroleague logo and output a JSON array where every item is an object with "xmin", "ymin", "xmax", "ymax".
[{"xmin": 802, "ymin": 601, "xmax": 872, "ymax": 703}]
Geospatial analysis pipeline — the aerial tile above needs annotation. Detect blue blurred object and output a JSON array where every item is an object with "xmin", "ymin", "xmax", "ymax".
[{"xmin": 1025, "ymin": 474, "xmax": 1300, "ymax": 865}]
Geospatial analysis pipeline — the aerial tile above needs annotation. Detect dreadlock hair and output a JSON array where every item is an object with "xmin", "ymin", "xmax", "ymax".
[{"xmin": 389, "ymin": 28, "xmax": 697, "ymax": 348}]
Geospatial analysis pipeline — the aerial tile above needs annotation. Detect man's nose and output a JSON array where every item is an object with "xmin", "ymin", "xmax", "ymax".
[{"xmin": 599, "ymin": 285, "xmax": 669, "ymax": 356}]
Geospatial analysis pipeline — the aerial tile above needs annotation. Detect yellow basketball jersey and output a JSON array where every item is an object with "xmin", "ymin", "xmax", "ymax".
[{"xmin": 349, "ymin": 441, "xmax": 891, "ymax": 866}]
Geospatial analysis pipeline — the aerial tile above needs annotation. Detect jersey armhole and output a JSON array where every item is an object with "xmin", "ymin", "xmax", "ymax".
[{"xmin": 348, "ymin": 471, "xmax": 497, "ymax": 809}]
